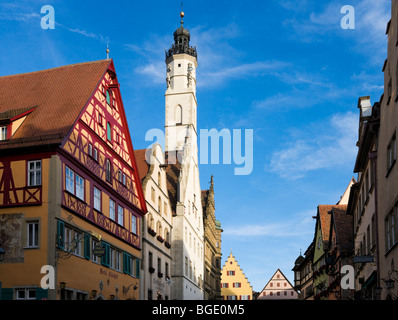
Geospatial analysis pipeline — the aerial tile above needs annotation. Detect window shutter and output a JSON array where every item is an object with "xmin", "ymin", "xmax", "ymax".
[
  {"xmin": 1, "ymin": 288, "xmax": 13, "ymax": 300},
  {"xmin": 123, "ymin": 252, "xmax": 131, "ymax": 275},
  {"xmin": 84, "ymin": 233, "xmax": 91, "ymax": 259},
  {"xmin": 136, "ymin": 259, "xmax": 140, "ymax": 279},
  {"xmin": 36, "ymin": 288, "xmax": 48, "ymax": 300},
  {"xmin": 57, "ymin": 220, "xmax": 65, "ymax": 250},
  {"xmin": 101, "ymin": 242, "xmax": 110, "ymax": 267}
]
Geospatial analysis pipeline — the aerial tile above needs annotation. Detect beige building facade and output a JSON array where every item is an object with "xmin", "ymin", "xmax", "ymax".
[
  {"xmin": 347, "ymin": 96, "xmax": 379, "ymax": 299},
  {"xmin": 257, "ymin": 269, "xmax": 298, "ymax": 300},
  {"xmin": 377, "ymin": 1, "xmax": 398, "ymax": 300},
  {"xmin": 220, "ymin": 253, "xmax": 252, "ymax": 300},
  {"xmin": 202, "ymin": 176, "xmax": 223, "ymax": 300},
  {"xmin": 135, "ymin": 144, "xmax": 173, "ymax": 300}
]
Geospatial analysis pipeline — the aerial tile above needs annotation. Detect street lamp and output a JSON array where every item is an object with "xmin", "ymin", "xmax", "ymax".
[{"xmin": 0, "ymin": 248, "xmax": 5, "ymax": 261}]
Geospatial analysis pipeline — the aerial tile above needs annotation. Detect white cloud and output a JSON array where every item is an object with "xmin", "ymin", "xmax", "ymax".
[
  {"xmin": 126, "ymin": 23, "xmax": 287, "ymax": 88},
  {"xmin": 223, "ymin": 210, "xmax": 315, "ymax": 238},
  {"xmin": 268, "ymin": 111, "xmax": 358, "ymax": 179}
]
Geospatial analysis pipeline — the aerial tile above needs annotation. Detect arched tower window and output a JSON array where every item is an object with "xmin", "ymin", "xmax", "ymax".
[{"xmin": 175, "ymin": 105, "xmax": 182, "ymax": 124}]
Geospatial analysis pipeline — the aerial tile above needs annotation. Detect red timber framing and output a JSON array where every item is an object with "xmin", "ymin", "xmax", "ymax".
[
  {"xmin": 0, "ymin": 153, "xmax": 52, "ymax": 208},
  {"xmin": 60, "ymin": 59, "xmax": 147, "ymax": 248}
]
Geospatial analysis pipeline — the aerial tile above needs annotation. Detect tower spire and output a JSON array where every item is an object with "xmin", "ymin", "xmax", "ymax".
[
  {"xmin": 180, "ymin": 2, "xmax": 184, "ymax": 27},
  {"xmin": 106, "ymin": 44, "xmax": 110, "ymax": 59}
]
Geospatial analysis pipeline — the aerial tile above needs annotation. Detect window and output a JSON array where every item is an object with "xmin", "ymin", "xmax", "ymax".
[
  {"xmin": 109, "ymin": 199, "xmax": 115, "ymax": 221},
  {"xmin": 185, "ymin": 256, "xmax": 188, "ymax": 276},
  {"xmin": 110, "ymin": 248, "xmax": 122, "ymax": 271},
  {"xmin": 387, "ymin": 134, "xmax": 396, "ymax": 172},
  {"xmin": 88, "ymin": 143, "xmax": 93, "ymax": 157},
  {"xmin": 16, "ymin": 288, "xmax": 36, "ymax": 300},
  {"xmin": 92, "ymin": 240, "xmax": 100, "ymax": 263},
  {"xmin": 227, "ymin": 271, "xmax": 235, "ymax": 276},
  {"xmin": 106, "ymin": 89, "xmax": 112, "ymax": 106},
  {"xmin": 131, "ymin": 215, "xmax": 137, "ymax": 234},
  {"xmin": 65, "ymin": 166, "xmax": 84, "ymax": 200},
  {"xmin": 175, "ymin": 105, "xmax": 182, "ymax": 124},
  {"xmin": 387, "ymin": 78, "xmax": 392, "ymax": 104},
  {"xmin": 65, "ymin": 166, "xmax": 75, "ymax": 193},
  {"xmin": 241, "ymin": 295, "xmax": 250, "ymax": 300},
  {"xmin": 107, "ymin": 122, "xmax": 112, "ymax": 142},
  {"xmin": 28, "ymin": 160, "xmax": 42, "ymax": 186},
  {"xmin": 385, "ymin": 205, "xmax": 398, "ymax": 252},
  {"xmin": 122, "ymin": 173, "xmax": 126, "ymax": 185},
  {"xmin": 98, "ymin": 112, "xmax": 103, "ymax": 127},
  {"xmin": 118, "ymin": 206, "xmax": 124, "ymax": 226},
  {"xmin": 118, "ymin": 170, "xmax": 122, "ymax": 183},
  {"xmin": 64, "ymin": 226, "xmax": 82, "ymax": 256},
  {"xmin": 106, "ymin": 159, "xmax": 111, "ymax": 182},
  {"xmin": 27, "ymin": 221, "xmax": 39, "ymax": 248},
  {"xmin": 227, "ymin": 295, "xmax": 237, "ymax": 300},
  {"xmin": 221, "ymin": 283, "xmax": 228, "ymax": 288},
  {"xmin": 93, "ymin": 187, "xmax": 101, "ymax": 211},
  {"xmin": 93, "ymin": 147, "xmax": 98, "ymax": 161},
  {"xmin": 0, "ymin": 126, "xmax": 7, "ymax": 140},
  {"xmin": 233, "ymin": 282, "xmax": 241, "ymax": 288},
  {"xmin": 75, "ymin": 174, "xmax": 84, "ymax": 200}
]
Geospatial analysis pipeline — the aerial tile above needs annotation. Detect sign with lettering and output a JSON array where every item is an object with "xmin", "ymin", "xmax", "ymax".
[
  {"xmin": 353, "ymin": 255, "xmax": 374, "ymax": 264},
  {"xmin": 93, "ymin": 244, "xmax": 106, "ymax": 257}
]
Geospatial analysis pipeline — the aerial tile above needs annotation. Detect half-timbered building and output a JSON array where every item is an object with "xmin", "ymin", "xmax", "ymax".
[{"xmin": 0, "ymin": 59, "xmax": 147, "ymax": 300}]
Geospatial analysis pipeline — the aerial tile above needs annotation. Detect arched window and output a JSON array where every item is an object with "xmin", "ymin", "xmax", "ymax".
[
  {"xmin": 158, "ymin": 171, "xmax": 161, "ymax": 187},
  {"xmin": 175, "ymin": 105, "xmax": 182, "ymax": 124},
  {"xmin": 107, "ymin": 122, "xmax": 112, "ymax": 141}
]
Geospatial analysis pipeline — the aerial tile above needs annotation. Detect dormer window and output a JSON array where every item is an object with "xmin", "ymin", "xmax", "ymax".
[{"xmin": 0, "ymin": 126, "xmax": 7, "ymax": 140}]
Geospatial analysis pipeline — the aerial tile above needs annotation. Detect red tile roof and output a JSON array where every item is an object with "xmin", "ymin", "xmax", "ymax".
[
  {"xmin": 331, "ymin": 207, "xmax": 353, "ymax": 254},
  {"xmin": 318, "ymin": 204, "xmax": 347, "ymax": 243},
  {"xmin": 134, "ymin": 149, "xmax": 150, "ymax": 181},
  {"xmin": 0, "ymin": 60, "xmax": 110, "ymax": 150}
]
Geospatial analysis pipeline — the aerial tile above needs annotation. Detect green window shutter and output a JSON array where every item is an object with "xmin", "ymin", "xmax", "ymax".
[
  {"xmin": 57, "ymin": 220, "xmax": 65, "ymax": 250},
  {"xmin": 1, "ymin": 288, "xmax": 13, "ymax": 300},
  {"xmin": 136, "ymin": 259, "xmax": 140, "ymax": 279},
  {"xmin": 101, "ymin": 242, "xmax": 110, "ymax": 267},
  {"xmin": 84, "ymin": 233, "xmax": 91, "ymax": 259},
  {"xmin": 123, "ymin": 252, "xmax": 131, "ymax": 275},
  {"xmin": 36, "ymin": 288, "xmax": 48, "ymax": 300}
]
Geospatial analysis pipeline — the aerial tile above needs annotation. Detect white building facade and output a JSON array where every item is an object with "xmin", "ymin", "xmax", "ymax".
[{"xmin": 136, "ymin": 144, "xmax": 173, "ymax": 300}]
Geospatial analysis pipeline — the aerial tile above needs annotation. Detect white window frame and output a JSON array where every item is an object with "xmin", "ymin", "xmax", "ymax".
[
  {"xmin": 93, "ymin": 187, "xmax": 101, "ymax": 211},
  {"xmin": 27, "ymin": 221, "xmax": 39, "ymax": 248},
  {"xmin": 109, "ymin": 199, "xmax": 115, "ymax": 221},
  {"xmin": 0, "ymin": 126, "xmax": 7, "ymax": 140},
  {"xmin": 131, "ymin": 215, "xmax": 137, "ymax": 234},
  {"xmin": 118, "ymin": 206, "xmax": 124, "ymax": 226},
  {"xmin": 75, "ymin": 173, "xmax": 84, "ymax": 200},
  {"xmin": 28, "ymin": 160, "xmax": 42, "ymax": 186},
  {"xmin": 65, "ymin": 166, "xmax": 75, "ymax": 194},
  {"xmin": 15, "ymin": 288, "xmax": 36, "ymax": 300}
]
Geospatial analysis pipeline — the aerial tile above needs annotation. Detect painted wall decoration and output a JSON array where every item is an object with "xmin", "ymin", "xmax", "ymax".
[{"xmin": 0, "ymin": 213, "xmax": 24, "ymax": 263}]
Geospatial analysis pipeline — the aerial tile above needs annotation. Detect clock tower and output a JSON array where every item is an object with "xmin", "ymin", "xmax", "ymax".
[
  {"xmin": 165, "ymin": 10, "xmax": 198, "ymax": 162},
  {"xmin": 165, "ymin": 10, "xmax": 204, "ymax": 300}
]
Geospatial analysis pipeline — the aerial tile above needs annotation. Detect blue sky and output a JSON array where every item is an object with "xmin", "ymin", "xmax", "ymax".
[{"xmin": 0, "ymin": 0, "xmax": 390, "ymax": 291}]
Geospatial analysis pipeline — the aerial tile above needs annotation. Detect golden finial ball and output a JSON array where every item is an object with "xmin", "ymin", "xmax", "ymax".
[{"xmin": 180, "ymin": 11, "xmax": 184, "ymax": 18}]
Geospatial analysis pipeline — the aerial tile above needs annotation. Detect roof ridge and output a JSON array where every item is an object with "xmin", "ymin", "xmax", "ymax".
[{"xmin": 0, "ymin": 59, "xmax": 111, "ymax": 79}]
